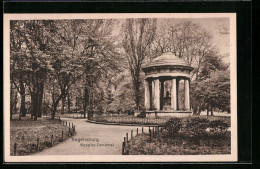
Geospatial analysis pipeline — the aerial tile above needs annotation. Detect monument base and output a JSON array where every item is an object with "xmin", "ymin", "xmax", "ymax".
[{"xmin": 145, "ymin": 110, "xmax": 192, "ymax": 118}]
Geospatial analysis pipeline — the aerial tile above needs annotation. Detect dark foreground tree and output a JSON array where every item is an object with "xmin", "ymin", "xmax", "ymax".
[{"xmin": 10, "ymin": 20, "xmax": 54, "ymax": 120}]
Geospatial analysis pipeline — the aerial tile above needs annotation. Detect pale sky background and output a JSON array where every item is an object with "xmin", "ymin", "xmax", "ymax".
[{"xmin": 113, "ymin": 18, "xmax": 230, "ymax": 63}]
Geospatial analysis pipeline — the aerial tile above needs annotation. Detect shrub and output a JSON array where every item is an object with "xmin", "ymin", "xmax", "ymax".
[
  {"xmin": 184, "ymin": 117, "xmax": 210, "ymax": 138},
  {"xmin": 163, "ymin": 118, "xmax": 183, "ymax": 137},
  {"xmin": 207, "ymin": 120, "xmax": 230, "ymax": 145},
  {"xmin": 208, "ymin": 120, "xmax": 230, "ymax": 132}
]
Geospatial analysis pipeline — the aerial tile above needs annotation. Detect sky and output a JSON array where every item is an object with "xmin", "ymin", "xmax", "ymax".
[{"xmin": 112, "ymin": 17, "xmax": 230, "ymax": 63}]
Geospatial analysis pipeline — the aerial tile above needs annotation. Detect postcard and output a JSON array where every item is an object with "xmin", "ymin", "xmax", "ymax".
[{"xmin": 4, "ymin": 13, "xmax": 237, "ymax": 162}]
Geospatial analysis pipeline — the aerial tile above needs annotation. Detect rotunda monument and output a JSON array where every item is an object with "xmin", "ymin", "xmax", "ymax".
[{"xmin": 142, "ymin": 52, "xmax": 194, "ymax": 118}]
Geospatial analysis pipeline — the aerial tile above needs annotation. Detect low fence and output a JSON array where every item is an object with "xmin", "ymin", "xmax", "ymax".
[
  {"xmin": 122, "ymin": 126, "xmax": 163, "ymax": 155},
  {"xmin": 12, "ymin": 117, "xmax": 76, "ymax": 156}
]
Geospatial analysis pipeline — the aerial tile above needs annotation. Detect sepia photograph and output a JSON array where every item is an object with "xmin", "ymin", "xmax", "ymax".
[{"xmin": 4, "ymin": 13, "xmax": 237, "ymax": 162}]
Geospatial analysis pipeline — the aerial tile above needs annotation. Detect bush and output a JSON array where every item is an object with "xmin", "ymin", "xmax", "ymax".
[
  {"xmin": 184, "ymin": 117, "xmax": 210, "ymax": 138},
  {"xmin": 208, "ymin": 120, "xmax": 230, "ymax": 132},
  {"xmin": 183, "ymin": 117, "xmax": 230, "ymax": 146},
  {"xmin": 207, "ymin": 120, "xmax": 230, "ymax": 144},
  {"xmin": 163, "ymin": 118, "xmax": 183, "ymax": 137}
]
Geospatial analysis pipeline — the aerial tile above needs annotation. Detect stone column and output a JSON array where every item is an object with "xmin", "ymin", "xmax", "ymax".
[
  {"xmin": 160, "ymin": 79, "xmax": 164, "ymax": 110},
  {"xmin": 184, "ymin": 79, "xmax": 190, "ymax": 110},
  {"xmin": 176, "ymin": 78, "xmax": 179, "ymax": 110},
  {"xmin": 149, "ymin": 82, "xmax": 153, "ymax": 110},
  {"xmin": 154, "ymin": 78, "xmax": 160, "ymax": 110},
  {"xmin": 144, "ymin": 80, "xmax": 150, "ymax": 110},
  {"xmin": 171, "ymin": 78, "xmax": 177, "ymax": 110}
]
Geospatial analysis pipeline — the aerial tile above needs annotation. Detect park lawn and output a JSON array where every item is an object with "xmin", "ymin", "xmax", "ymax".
[
  {"xmin": 10, "ymin": 118, "xmax": 72, "ymax": 156},
  {"xmin": 125, "ymin": 132, "xmax": 231, "ymax": 155}
]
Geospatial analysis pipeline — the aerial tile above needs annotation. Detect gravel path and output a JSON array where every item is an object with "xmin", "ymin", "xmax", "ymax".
[{"xmin": 34, "ymin": 118, "xmax": 146, "ymax": 155}]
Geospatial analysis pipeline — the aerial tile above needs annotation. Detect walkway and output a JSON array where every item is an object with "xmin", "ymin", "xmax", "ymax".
[{"xmin": 34, "ymin": 118, "xmax": 146, "ymax": 155}]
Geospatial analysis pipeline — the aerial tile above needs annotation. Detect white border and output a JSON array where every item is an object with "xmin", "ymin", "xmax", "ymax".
[{"xmin": 4, "ymin": 13, "xmax": 237, "ymax": 162}]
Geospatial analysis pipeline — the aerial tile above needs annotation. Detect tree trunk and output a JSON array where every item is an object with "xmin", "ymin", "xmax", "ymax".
[
  {"xmin": 83, "ymin": 86, "xmax": 88, "ymax": 118},
  {"xmin": 52, "ymin": 103, "xmax": 58, "ymax": 119},
  {"xmin": 19, "ymin": 80, "xmax": 27, "ymax": 117},
  {"xmin": 52, "ymin": 101, "xmax": 59, "ymax": 120},
  {"xmin": 10, "ymin": 83, "xmax": 18, "ymax": 120},
  {"xmin": 193, "ymin": 103, "xmax": 198, "ymax": 115},
  {"xmin": 37, "ymin": 82, "xmax": 44, "ymax": 117},
  {"xmin": 198, "ymin": 104, "xmax": 202, "ymax": 115},
  {"xmin": 134, "ymin": 79, "xmax": 141, "ymax": 111},
  {"xmin": 61, "ymin": 95, "xmax": 65, "ymax": 115},
  {"xmin": 51, "ymin": 91, "xmax": 65, "ymax": 119},
  {"xmin": 210, "ymin": 102, "xmax": 213, "ymax": 116},
  {"xmin": 30, "ymin": 69, "xmax": 39, "ymax": 121},
  {"xmin": 67, "ymin": 92, "xmax": 71, "ymax": 114},
  {"xmin": 31, "ymin": 98, "xmax": 34, "ymax": 119},
  {"xmin": 32, "ymin": 78, "xmax": 39, "ymax": 121},
  {"xmin": 30, "ymin": 92, "xmax": 35, "ymax": 119},
  {"xmin": 12, "ymin": 90, "xmax": 18, "ymax": 120},
  {"xmin": 14, "ymin": 91, "xmax": 18, "ymax": 114},
  {"xmin": 206, "ymin": 102, "xmax": 209, "ymax": 116},
  {"xmin": 33, "ymin": 92, "xmax": 38, "ymax": 121},
  {"xmin": 75, "ymin": 97, "xmax": 78, "ymax": 114}
]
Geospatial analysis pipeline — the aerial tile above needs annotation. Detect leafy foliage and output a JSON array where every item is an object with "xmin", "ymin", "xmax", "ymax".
[
  {"xmin": 184, "ymin": 117, "xmax": 210, "ymax": 138},
  {"xmin": 163, "ymin": 118, "xmax": 183, "ymax": 137},
  {"xmin": 191, "ymin": 69, "xmax": 230, "ymax": 115},
  {"xmin": 208, "ymin": 120, "xmax": 230, "ymax": 132}
]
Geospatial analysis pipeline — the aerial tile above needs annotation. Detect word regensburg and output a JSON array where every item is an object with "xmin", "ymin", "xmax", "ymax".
[{"xmin": 72, "ymin": 137, "xmax": 99, "ymax": 143}]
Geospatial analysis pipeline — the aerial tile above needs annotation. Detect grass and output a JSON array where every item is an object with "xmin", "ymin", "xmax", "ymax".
[
  {"xmin": 125, "ymin": 131, "xmax": 231, "ymax": 155},
  {"xmin": 10, "ymin": 117, "xmax": 73, "ymax": 156}
]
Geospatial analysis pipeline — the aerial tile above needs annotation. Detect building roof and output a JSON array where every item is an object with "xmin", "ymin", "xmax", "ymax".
[{"xmin": 143, "ymin": 52, "xmax": 193, "ymax": 71}]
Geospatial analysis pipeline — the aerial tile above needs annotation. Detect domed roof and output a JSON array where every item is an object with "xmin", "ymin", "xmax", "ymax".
[{"xmin": 143, "ymin": 52, "xmax": 193, "ymax": 71}]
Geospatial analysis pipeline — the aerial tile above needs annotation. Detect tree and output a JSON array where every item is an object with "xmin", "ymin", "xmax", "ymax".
[
  {"xmin": 154, "ymin": 21, "xmax": 217, "ymax": 80},
  {"xmin": 191, "ymin": 69, "xmax": 230, "ymax": 115},
  {"xmin": 10, "ymin": 20, "xmax": 55, "ymax": 120},
  {"xmin": 23, "ymin": 20, "xmax": 56, "ymax": 120},
  {"xmin": 106, "ymin": 71, "xmax": 136, "ymax": 114},
  {"xmin": 121, "ymin": 18, "xmax": 157, "ymax": 110},
  {"xmin": 75, "ymin": 19, "xmax": 120, "ymax": 118},
  {"xmin": 47, "ymin": 19, "xmax": 120, "ymax": 119},
  {"xmin": 10, "ymin": 21, "xmax": 28, "ymax": 119},
  {"xmin": 47, "ymin": 20, "xmax": 85, "ymax": 119}
]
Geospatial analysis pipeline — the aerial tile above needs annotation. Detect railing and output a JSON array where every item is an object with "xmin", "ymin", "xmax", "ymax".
[{"xmin": 122, "ymin": 126, "xmax": 164, "ymax": 155}]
